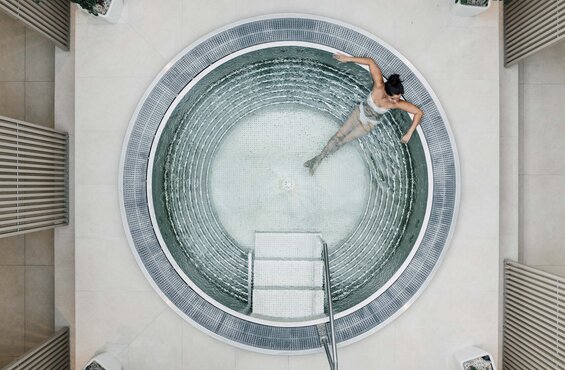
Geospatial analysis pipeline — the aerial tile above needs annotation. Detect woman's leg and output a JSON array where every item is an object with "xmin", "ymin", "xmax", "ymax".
[
  {"xmin": 339, "ymin": 121, "xmax": 374, "ymax": 144},
  {"xmin": 304, "ymin": 108, "xmax": 362, "ymax": 175},
  {"xmin": 336, "ymin": 107, "xmax": 362, "ymax": 138}
]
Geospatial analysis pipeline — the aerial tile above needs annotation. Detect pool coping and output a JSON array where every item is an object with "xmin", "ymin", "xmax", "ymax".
[{"xmin": 119, "ymin": 13, "xmax": 460, "ymax": 354}]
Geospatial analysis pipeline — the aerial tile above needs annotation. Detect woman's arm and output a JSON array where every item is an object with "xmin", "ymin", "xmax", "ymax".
[
  {"xmin": 396, "ymin": 100, "xmax": 424, "ymax": 143},
  {"xmin": 334, "ymin": 53, "xmax": 384, "ymax": 88}
]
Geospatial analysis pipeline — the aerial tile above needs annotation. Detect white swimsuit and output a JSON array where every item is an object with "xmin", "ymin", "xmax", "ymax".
[{"xmin": 359, "ymin": 94, "xmax": 390, "ymax": 126}]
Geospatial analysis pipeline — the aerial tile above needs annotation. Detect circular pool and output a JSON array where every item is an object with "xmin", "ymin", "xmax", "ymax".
[{"xmin": 120, "ymin": 15, "xmax": 459, "ymax": 353}]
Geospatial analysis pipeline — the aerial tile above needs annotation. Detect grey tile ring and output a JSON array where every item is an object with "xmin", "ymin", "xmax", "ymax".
[{"xmin": 119, "ymin": 14, "xmax": 460, "ymax": 353}]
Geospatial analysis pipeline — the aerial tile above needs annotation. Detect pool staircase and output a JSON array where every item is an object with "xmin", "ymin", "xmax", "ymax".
[
  {"xmin": 252, "ymin": 232, "xmax": 324, "ymax": 319},
  {"xmin": 251, "ymin": 232, "xmax": 339, "ymax": 369}
]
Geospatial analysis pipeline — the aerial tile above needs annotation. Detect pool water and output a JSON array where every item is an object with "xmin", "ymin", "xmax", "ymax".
[
  {"xmin": 150, "ymin": 46, "xmax": 428, "ymax": 318},
  {"xmin": 210, "ymin": 104, "xmax": 369, "ymax": 249}
]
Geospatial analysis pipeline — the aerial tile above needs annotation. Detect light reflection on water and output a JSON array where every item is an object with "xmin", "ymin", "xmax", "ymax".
[{"xmin": 151, "ymin": 46, "xmax": 428, "ymax": 317}]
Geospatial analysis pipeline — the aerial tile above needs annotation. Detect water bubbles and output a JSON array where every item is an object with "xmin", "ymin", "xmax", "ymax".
[{"xmin": 153, "ymin": 46, "xmax": 425, "ymax": 313}]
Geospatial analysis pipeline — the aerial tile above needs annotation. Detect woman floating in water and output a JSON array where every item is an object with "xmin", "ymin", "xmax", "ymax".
[{"xmin": 304, "ymin": 53, "xmax": 424, "ymax": 175}]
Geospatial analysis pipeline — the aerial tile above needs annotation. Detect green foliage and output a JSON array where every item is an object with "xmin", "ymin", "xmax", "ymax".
[{"xmin": 71, "ymin": 0, "xmax": 101, "ymax": 16}]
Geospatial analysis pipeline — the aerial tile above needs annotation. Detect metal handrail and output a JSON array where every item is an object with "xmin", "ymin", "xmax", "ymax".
[
  {"xmin": 245, "ymin": 249, "xmax": 254, "ymax": 313},
  {"xmin": 321, "ymin": 239, "xmax": 338, "ymax": 370}
]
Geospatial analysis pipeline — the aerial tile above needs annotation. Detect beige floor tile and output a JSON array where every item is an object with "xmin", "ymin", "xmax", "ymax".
[
  {"xmin": 522, "ymin": 84, "xmax": 565, "ymax": 175},
  {"xmin": 0, "ymin": 266, "xmax": 25, "ymax": 356},
  {"xmin": 75, "ymin": 185, "xmax": 124, "ymax": 239},
  {"xmin": 75, "ymin": 291, "xmax": 165, "ymax": 368},
  {"xmin": 54, "ymin": 261, "xmax": 75, "ymax": 329},
  {"xmin": 25, "ymin": 29, "xmax": 55, "ymax": 82},
  {"xmin": 0, "ymin": 82, "xmax": 25, "ymax": 120},
  {"xmin": 54, "ymin": 229, "xmax": 75, "ymax": 266},
  {"xmin": 129, "ymin": 310, "xmax": 182, "ymax": 370},
  {"xmin": 235, "ymin": 349, "xmax": 288, "ymax": 370},
  {"xmin": 500, "ymin": 233, "xmax": 519, "ymax": 263},
  {"xmin": 0, "ymin": 11, "xmax": 17, "ymax": 23},
  {"xmin": 25, "ymin": 229, "xmax": 54, "ymax": 266},
  {"xmin": 532, "ymin": 265, "xmax": 565, "ymax": 277},
  {"xmin": 54, "ymin": 229, "xmax": 75, "ymax": 332},
  {"xmin": 334, "ymin": 322, "xmax": 396, "ymax": 370},
  {"xmin": 434, "ymin": 235, "xmax": 499, "ymax": 293},
  {"xmin": 288, "ymin": 352, "xmax": 329, "ymax": 370},
  {"xmin": 75, "ymin": 131, "xmax": 124, "ymax": 186},
  {"xmin": 521, "ymin": 175, "xmax": 565, "ymax": 265},
  {"xmin": 500, "ymin": 136, "xmax": 519, "ymax": 236},
  {"xmin": 25, "ymin": 82, "xmax": 55, "ymax": 127},
  {"xmin": 116, "ymin": 345, "xmax": 130, "ymax": 369},
  {"xmin": 0, "ymin": 356, "xmax": 18, "ymax": 368},
  {"xmin": 54, "ymin": 44, "xmax": 75, "ymax": 134},
  {"xmin": 75, "ymin": 236, "xmax": 151, "ymax": 292},
  {"xmin": 75, "ymin": 77, "xmax": 149, "ymax": 133},
  {"xmin": 179, "ymin": 0, "xmax": 301, "ymax": 48},
  {"xmin": 182, "ymin": 321, "xmax": 236, "ymax": 370},
  {"xmin": 394, "ymin": 284, "xmax": 498, "ymax": 370},
  {"xmin": 24, "ymin": 266, "xmax": 54, "ymax": 350},
  {"xmin": 75, "ymin": 24, "xmax": 165, "ymax": 78},
  {"xmin": 432, "ymin": 79, "xmax": 498, "ymax": 135},
  {"xmin": 0, "ymin": 236, "xmax": 25, "ymax": 266},
  {"xmin": 0, "ymin": 19, "xmax": 25, "ymax": 81},
  {"xmin": 121, "ymin": 0, "xmax": 183, "ymax": 60},
  {"xmin": 523, "ymin": 40, "xmax": 565, "ymax": 85},
  {"xmin": 412, "ymin": 26, "xmax": 498, "ymax": 82},
  {"xmin": 454, "ymin": 133, "xmax": 499, "ymax": 239}
]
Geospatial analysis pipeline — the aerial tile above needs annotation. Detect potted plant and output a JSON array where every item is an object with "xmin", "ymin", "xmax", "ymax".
[
  {"xmin": 453, "ymin": 347, "xmax": 496, "ymax": 370},
  {"xmin": 72, "ymin": 0, "xmax": 124, "ymax": 23},
  {"xmin": 450, "ymin": 0, "xmax": 491, "ymax": 16},
  {"xmin": 83, "ymin": 352, "xmax": 122, "ymax": 370}
]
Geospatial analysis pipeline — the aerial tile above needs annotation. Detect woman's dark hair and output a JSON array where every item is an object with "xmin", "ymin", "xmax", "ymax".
[{"xmin": 385, "ymin": 74, "xmax": 404, "ymax": 96}]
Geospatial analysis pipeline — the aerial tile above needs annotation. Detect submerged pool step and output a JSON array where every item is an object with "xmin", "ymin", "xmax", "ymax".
[
  {"xmin": 252, "ymin": 289, "xmax": 325, "ymax": 318},
  {"xmin": 254, "ymin": 260, "xmax": 323, "ymax": 288},
  {"xmin": 254, "ymin": 232, "xmax": 322, "ymax": 259},
  {"xmin": 252, "ymin": 232, "xmax": 325, "ymax": 319}
]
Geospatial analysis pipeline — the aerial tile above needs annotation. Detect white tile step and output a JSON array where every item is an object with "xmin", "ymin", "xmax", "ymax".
[
  {"xmin": 252, "ymin": 289, "xmax": 325, "ymax": 318},
  {"xmin": 254, "ymin": 232, "xmax": 322, "ymax": 259},
  {"xmin": 253, "ymin": 260, "xmax": 323, "ymax": 288}
]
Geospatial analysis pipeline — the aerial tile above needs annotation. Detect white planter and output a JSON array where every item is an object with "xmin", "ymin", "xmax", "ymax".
[
  {"xmin": 77, "ymin": 0, "xmax": 124, "ymax": 23},
  {"xmin": 453, "ymin": 346, "xmax": 497, "ymax": 370},
  {"xmin": 450, "ymin": 0, "xmax": 491, "ymax": 17},
  {"xmin": 84, "ymin": 352, "xmax": 122, "ymax": 370},
  {"xmin": 98, "ymin": 0, "xmax": 123, "ymax": 24}
]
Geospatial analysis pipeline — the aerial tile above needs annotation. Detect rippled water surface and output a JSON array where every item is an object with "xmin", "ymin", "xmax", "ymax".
[{"xmin": 151, "ymin": 46, "xmax": 428, "ymax": 316}]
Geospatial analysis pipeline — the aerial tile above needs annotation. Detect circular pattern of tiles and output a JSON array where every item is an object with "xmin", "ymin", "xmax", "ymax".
[
  {"xmin": 151, "ymin": 45, "xmax": 428, "ymax": 316},
  {"xmin": 120, "ymin": 15, "xmax": 459, "ymax": 353}
]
